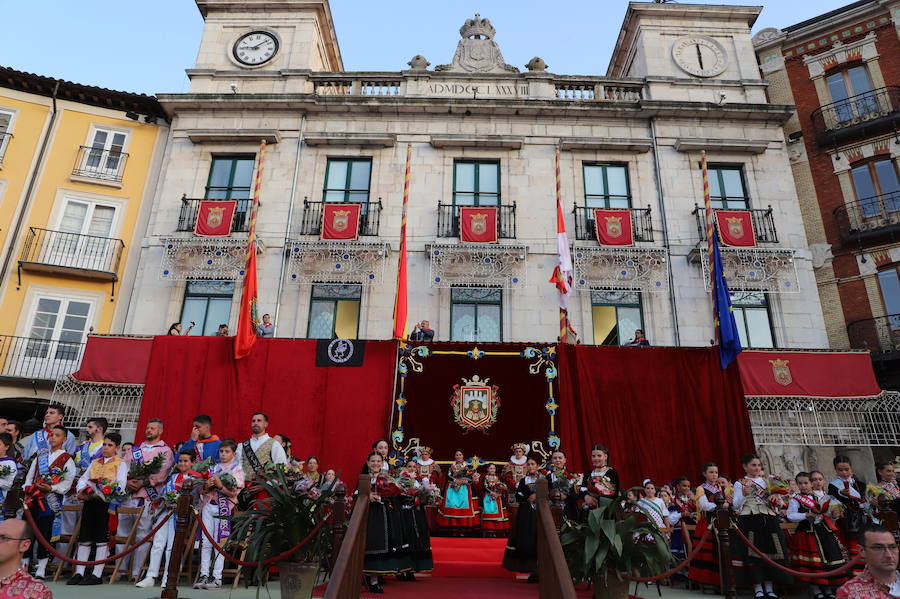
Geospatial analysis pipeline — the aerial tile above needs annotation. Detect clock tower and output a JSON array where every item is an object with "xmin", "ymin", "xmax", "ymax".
[
  {"xmin": 607, "ymin": 1, "xmax": 766, "ymax": 104},
  {"xmin": 187, "ymin": 0, "xmax": 343, "ymax": 94}
]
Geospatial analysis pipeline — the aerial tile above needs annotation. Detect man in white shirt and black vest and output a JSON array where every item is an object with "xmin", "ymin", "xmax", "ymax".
[{"xmin": 235, "ymin": 412, "xmax": 287, "ymax": 507}]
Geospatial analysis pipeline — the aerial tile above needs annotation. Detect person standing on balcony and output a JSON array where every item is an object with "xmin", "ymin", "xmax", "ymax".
[
  {"xmin": 408, "ymin": 320, "xmax": 434, "ymax": 342},
  {"xmin": 625, "ymin": 329, "xmax": 650, "ymax": 346},
  {"xmin": 119, "ymin": 418, "xmax": 174, "ymax": 582},
  {"xmin": 21, "ymin": 405, "xmax": 76, "ymax": 463},
  {"xmin": 166, "ymin": 322, "xmax": 194, "ymax": 336},
  {"xmin": 257, "ymin": 313, "xmax": 274, "ymax": 338},
  {"xmin": 215, "ymin": 324, "xmax": 229, "ymax": 336}
]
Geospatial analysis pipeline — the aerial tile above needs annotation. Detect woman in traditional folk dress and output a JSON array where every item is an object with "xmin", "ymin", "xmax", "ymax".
[
  {"xmin": 304, "ymin": 456, "xmax": 322, "ymax": 486},
  {"xmin": 362, "ymin": 439, "xmax": 392, "ymax": 474},
  {"xmin": 688, "ymin": 463, "xmax": 727, "ymax": 589},
  {"xmin": 875, "ymin": 460, "xmax": 900, "ymax": 514},
  {"xmin": 578, "ymin": 444, "xmax": 619, "ymax": 522},
  {"xmin": 546, "ymin": 449, "xmax": 579, "ymax": 522},
  {"xmin": 413, "ymin": 446, "xmax": 442, "ymax": 486},
  {"xmin": 786, "ymin": 472, "xmax": 848, "ymax": 599},
  {"xmin": 731, "ymin": 453, "xmax": 792, "ymax": 599},
  {"xmin": 363, "ymin": 452, "xmax": 408, "ymax": 594},
  {"xmin": 502, "ymin": 457, "xmax": 542, "ymax": 583},
  {"xmin": 826, "ymin": 455, "xmax": 869, "ymax": 576},
  {"xmin": 667, "ymin": 477, "xmax": 695, "ymax": 566},
  {"xmin": 502, "ymin": 443, "xmax": 529, "ymax": 492},
  {"xmin": 437, "ymin": 450, "xmax": 480, "ymax": 535},
  {"xmin": 636, "ymin": 480, "xmax": 668, "ymax": 530},
  {"xmin": 479, "ymin": 463, "xmax": 510, "ymax": 537}
]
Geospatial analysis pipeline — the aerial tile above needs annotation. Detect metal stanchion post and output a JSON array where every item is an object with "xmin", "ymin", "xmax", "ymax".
[
  {"xmin": 715, "ymin": 495, "xmax": 736, "ymax": 599},
  {"xmin": 155, "ymin": 481, "xmax": 194, "ymax": 599}
]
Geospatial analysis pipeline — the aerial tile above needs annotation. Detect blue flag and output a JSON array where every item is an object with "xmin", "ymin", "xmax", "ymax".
[{"xmin": 712, "ymin": 235, "xmax": 742, "ymax": 369}]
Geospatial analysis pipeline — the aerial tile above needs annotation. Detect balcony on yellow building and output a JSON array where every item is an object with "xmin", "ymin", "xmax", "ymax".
[
  {"xmin": 0, "ymin": 334, "xmax": 85, "ymax": 382},
  {"xmin": 70, "ymin": 145, "xmax": 129, "ymax": 186},
  {"xmin": 18, "ymin": 227, "xmax": 124, "ymax": 282}
]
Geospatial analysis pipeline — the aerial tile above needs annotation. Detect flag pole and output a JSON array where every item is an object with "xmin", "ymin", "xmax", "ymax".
[
  {"xmin": 234, "ymin": 140, "xmax": 266, "ymax": 359},
  {"xmin": 555, "ymin": 147, "xmax": 567, "ymax": 342},
  {"xmin": 392, "ymin": 143, "xmax": 412, "ymax": 340},
  {"xmin": 701, "ymin": 150, "xmax": 719, "ymax": 345}
]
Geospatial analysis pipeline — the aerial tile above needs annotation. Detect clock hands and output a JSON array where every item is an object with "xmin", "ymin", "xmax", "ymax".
[{"xmin": 695, "ymin": 44, "xmax": 704, "ymax": 70}]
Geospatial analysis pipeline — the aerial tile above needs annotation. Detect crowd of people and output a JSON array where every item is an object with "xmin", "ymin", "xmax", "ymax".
[{"xmin": 0, "ymin": 406, "xmax": 897, "ymax": 598}]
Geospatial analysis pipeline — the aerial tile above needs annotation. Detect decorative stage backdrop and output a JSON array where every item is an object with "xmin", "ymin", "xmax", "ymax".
[
  {"xmin": 558, "ymin": 345, "xmax": 755, "ymax": 487},
  {"xmin": 390, "ymin": 343, "xmax": 558, "ymax": 464},
  {"xmin": 136, "ymin": 337, "xmax": 396, "ymax": 480}
]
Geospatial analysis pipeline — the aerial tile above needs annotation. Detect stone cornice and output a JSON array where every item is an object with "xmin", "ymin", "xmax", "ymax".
[
  {"xmin": 183, "ymin": 128, "xmax": 281, "ymax": 144},
  {"xmin": 303, "ymin": 133, "xmax": 396, "ymax": 147},
  {"xmin": 430, "ymin": 135, "xmax": 523, "ymax": 150},
  {"xmin": 559, "ymin": 137, "xmax": 652, "ymax": 152},
  {"xmin": 673, "ymin": 138, "xmax": 771, "ymax": 154}
]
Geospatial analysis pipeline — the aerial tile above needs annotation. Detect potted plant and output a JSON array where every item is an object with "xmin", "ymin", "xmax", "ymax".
[
  {"xmin": 560, "ymin": 496, "xmax": 673, "ymax": 599},
  {"xmin": 226, "ymin": 464, "xmax": 336, "ymax": 599}
]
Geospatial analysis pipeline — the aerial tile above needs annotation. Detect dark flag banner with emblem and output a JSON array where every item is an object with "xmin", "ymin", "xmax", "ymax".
[
  {"xmin": 712, "ymin": 234, "xmax": 742, "ymax": 369},
  {"xmin": 459, "ymin": 206, "xmax": 499, "ymax": 243},
  {"xmin": 321, "ymin": 203, "xmax": 361, "ymax": 240},
  {"xmin": 714, "ymin": 209, "xmax": 756, "ymax": 247},
  {"xmin": 194, "ymin": 200, "xmax": 237, "ymax": 236},
  {"xmin": 315, "ymin": 338, "xmax": 367, "ymax": 367},
  {"xmin": 593, "ymin": 208, "xmax": 634, "ymax": 246}
]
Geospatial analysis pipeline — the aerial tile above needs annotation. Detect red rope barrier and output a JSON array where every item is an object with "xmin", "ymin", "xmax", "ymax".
[
  {"xmin": 23, "ymin": 507, "xmax": 173, "ymax": 565},
  {"xmin": 194, "ymin": 509, "xmax": 331, "ymax": 567},
  {"xmin": 621, "ymin": 524, "xmax": 713, "ymax": 582},
  {"xmin": 732, "ymin": 525, "xmax": 862, "ymax": 579}
]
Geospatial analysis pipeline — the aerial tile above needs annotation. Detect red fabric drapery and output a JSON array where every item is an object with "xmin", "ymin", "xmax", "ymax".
[
  {"xmin": 558, "ymin": 345, "xmax": 754, "ymax": 488},
  {"xmin": 136, "ymin": 337, "xmax": 396, "ymax": 480},
  {"xmin": 72, "ymin": 335, "xmax": 153, "ymax": 384},
  {"xmin": 737, "ymin": 350, "xmax": 881, "ymax": 398}
]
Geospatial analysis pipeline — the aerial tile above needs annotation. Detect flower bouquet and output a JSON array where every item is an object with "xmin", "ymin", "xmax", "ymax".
[
  {"xmin": 374, "ymin": 473, "xmax": 401, "ymax": 498},
  {"xmin": 219, "ymin": 472, "xmax": 238, "ymax": 491},
  {"xmin": 591, "ymin": 475, "xmax": 615, "ymax": 497},
  {"xmin": 91, "ymin": 478, "xmax": 128, "ymax": 504},
  {"xmin": 162, "ymin": 490, "xmax": 180, "ymax": 508},
  {"xmin": 419, "ymin": 479, "xmax": 442, "ymax": 506},
  {"xmin": 395, "ymin": 471, "xmax": 419, "ymax": 497},
  {"xmin": 193, "ymin": 458, "xmax": 214, "ymax": 479},
  {"xmin": 766, "ymin": 474, "xmax": 790, "ymax": 495},
  {"xmin": 39, "ymin": 467, "xmax": 66, "ymax": 487},
  {"xmin": 0, "ymin": 464, "xmax": 14, "ymax": 478},
  {"xmin": 449, "ymin": 467, "xmax": 472, "ymax": 489},
  {"xmin": 550, "ymin": 469, "xmax": 578, "ymax": 494},
  {"xmin": 129, "ymin": 453, "xmax": 164, "ymax": 480}
]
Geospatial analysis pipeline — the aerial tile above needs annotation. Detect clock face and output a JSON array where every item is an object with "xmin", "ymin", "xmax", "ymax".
[
  {"xmin": 671, "ymin": 36, "xmax": 728, "ymax": 78},
  {"xmin": 233, "ymin": 31, "xmax": 279, "ymax": 66}
]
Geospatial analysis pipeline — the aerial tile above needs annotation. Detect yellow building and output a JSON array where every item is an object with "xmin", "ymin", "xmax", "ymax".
[{"xmin": 0, "ymin": 66, "xmax": 168, "ymax": 418}]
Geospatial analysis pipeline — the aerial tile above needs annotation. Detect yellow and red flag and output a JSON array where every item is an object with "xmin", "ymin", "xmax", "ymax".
[
  {"xmin": 234, "ymin": 140, "xmax": 266, "ymax": 360},
  {"xmin": 392, "ymin": 144, "xmax": 412, "ymax": 339}
]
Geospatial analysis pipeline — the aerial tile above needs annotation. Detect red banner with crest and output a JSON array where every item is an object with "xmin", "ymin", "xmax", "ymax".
[
  {"xmin": 715, "ymin": 210, "xmax": 756, "ymax": 247},
  {"xmin": 736, "ymin": 350, "xmax": 881, "ymax": 398},
  {"xmin": 593, "ymin": 209, "xmax": 634, "ymax": 246},
  {"xmin": 460, "ymin": 206, "xmax": 499, "ymax": 243},
  {"xmin": 194, "ymin": 201, "xmax": 236, "ymax": 236},
  {"xmin": 321, "ymin": 203, "xmax": 361, "ymax": 240}
]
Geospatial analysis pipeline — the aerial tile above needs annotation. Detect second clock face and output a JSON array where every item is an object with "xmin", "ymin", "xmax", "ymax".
[{"xmin": 233, "ymin": 31, "xmax": 278, "ymax": 66}]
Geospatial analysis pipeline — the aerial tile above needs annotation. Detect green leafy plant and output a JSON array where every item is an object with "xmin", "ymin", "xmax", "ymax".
[
  {"xmin": 224, "ymin": 464, "xmax": 336, "ymax": 586},
  {"xmin": 560, "ymin": 497, "xmax": 673, "ymax": 598}
]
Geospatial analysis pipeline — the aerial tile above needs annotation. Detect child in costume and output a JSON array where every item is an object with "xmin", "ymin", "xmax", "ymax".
[
  {"xmin": 827, "ymin": 455, "xmax": 869, "ymax": 576},
  {"xmin": 502, "ymin": 457, "xmax": 542, "ymax": 583},
  {"xmin": 689, "ymin": 463, "xmax": 727, "ymax": 588},
  {"xmin": 480, "ymin": 463, "xmax": 510, "ymax": 537},
  {"xmin": 195, "ymin": 438, "xmax": 244, "ymax": 590},
  {"xmin": 437, "ymin": 450, "xmax": 480, "ymax": 535}
]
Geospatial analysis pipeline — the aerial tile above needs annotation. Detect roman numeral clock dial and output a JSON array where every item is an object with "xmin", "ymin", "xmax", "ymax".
[
  {"xmin": 672, "ymin": 36, "xmax": 727, "ymax": 78},
  {"xmin": 233, "ymin": 31, "xmax": 279, "ymax": 66}
]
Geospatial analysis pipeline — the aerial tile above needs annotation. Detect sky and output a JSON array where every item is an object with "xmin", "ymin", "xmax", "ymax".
[{"xmin": 1, "ymin": 0, "xmax": 851, "ymax": 96}]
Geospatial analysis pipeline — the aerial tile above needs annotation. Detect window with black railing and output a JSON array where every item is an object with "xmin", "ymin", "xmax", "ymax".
[
  {"xmin": 0, "ymin": 110, "xmax": 12, "ymax": 165},
  {"xmin": 453, "ymin": 161, "xmax": 500, "ymax": 206},
  {"xmin": 812, "ymin": 86, "xmax": 900, "ymax": 143},
  {"xmin": 573, "ymin": 206, "xmax": 653, "ymax": 242},
  {"xmin": 834, "ymin": 159, "xmax": 900, "ymax": 244},
  {"xmin": 584, "ymin": 164, "xmax": 630, "ymax": 208},
  {"xmin": 205, "ymin": 155, "xmax": 255, "ymax": 229},
  {"xmin": 298, "ymin": 198, "xmax": 383, "ymax": 237},
  {"xmin": 19, "ymin": 227, "xmax": 124, "ymax": 277},
  {"xmin": 692, "ymin": 205, "xmax": 778, "ymax": 244},
  {"xmin": 323, "ymin": 158, "xmax": 372, "ymax": 203},
  {"xmin": 176, "ymin": 197, "xmax": 254, "ymax": 233},
  {"xmin": 72, "ymin": 128, "xmax": 129, "ymax": 182},
  {"xmin": 436, "ymin": 203, "xmax": 516, "ymax": 238}
]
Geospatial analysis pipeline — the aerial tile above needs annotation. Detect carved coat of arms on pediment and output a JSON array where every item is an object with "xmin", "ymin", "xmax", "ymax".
[{"xmin": 436, "ymin": 14, "xmax": 519, "ymax": 74}]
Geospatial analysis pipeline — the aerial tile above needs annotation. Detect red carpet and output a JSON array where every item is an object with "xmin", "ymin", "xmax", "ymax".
[{"xmin": 430, "ymin": 537, "xmax": 510, "ymax": 579}]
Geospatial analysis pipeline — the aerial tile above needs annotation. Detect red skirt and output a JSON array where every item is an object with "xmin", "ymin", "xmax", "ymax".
[
  {"xmin": 688, "ymin": 517, "xmax": 720, "ymax": 586},
  {"xmin": 788, "ymin": 527, "xmax": 849, "ymax": 586}
]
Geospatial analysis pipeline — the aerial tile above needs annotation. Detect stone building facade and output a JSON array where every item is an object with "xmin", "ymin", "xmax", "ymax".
[
  {"xmin": 753, "ymin": 0, "xmax": 900, "ymax": 473},
  {"xmin": 123, "ymin": 0, "xmax": 827, "ymax": 357}
]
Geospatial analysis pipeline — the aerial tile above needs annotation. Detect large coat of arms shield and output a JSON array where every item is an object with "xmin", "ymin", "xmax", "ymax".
[
  {"xmin": 332, "ymin": 209, "xmax": 350, "ymax": 232},
  {"xmin": 206, "ymin": 207, "xmax": 224, "ymax": 228},
  {"xmin": 769, "ymin": 359, "xmax": 792, "ymax": 386},
  {"xmin": 451, "ymin": 375, "xmax": 500, "ymax": 433},
  {"xmin": 727, "ymin": 217, "xmax": 745, "ymax": 239}
]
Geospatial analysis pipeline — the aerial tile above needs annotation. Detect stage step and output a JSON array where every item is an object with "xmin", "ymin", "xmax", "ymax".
[{"xmin": 430, "ymin": 536, "xmax": 511, "ymax": 579}]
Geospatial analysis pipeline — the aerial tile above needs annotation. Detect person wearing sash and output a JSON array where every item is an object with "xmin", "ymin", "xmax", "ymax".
[
  {"xmin": 181, "ymin": 414, "xmax": 222, "ymax": 464},
  {"xmin": 62, "ymin": 417, "xmax": 107, "ymax": 539},
  {"xmin": 23, "ymin": 425, "xmax": 75, "ymax": 580},
  {"xmin": 875, "ymin": 460, "xmax": 900, "ymax": 514},
  {"xmin": 235, "ymin": 412, "xmax": 287, "ymax": 506},
  {"xmin": 502, "ymin": 457, "xmax": 542, "ymax": 582},
  {"xmin": 688, "ymin": 463, "xmax": 727, "ymax": 588},
  {"xmin": 636, "ymin": 480, "xmax": 668, "ymax": 530},
  {"xmin": 827, "ymin": 455, "xmax": 869, "ymax": 577},
  {"xmin": 195, "ymin": 438, "xmax": 244, "ymax": 590},
  {"xmin": 136, "ymin": 450, "xmax": 198, "ymax": 589},
  {"xmin": 67, "ymin": 432, "xmax": 127, "ymax": 586},
  {"xmin": 732, "ymin": 453, "xmax": 792, "ymax": 599},
  {"xmin": 787, "ymin": 472, "xmax": 848, "ymax": 599},
  {"xmin": 0, "ymin": 434, "xmax": 18, "ymax": 522},
  {"xmin": 120, "ymin": 417, "xmax": 175, "ymax": 582},
  {"xmin": 21, "ymin": 405, "xmax": 76, "ymax": 461},
  {"xmin": 479, "ymin": 463, "xmax": 510, "ymax": 537}
]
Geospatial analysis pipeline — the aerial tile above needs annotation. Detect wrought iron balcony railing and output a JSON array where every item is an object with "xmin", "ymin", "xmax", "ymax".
[
  {"xmin": 176, "ymin": 197, "xmax": 253, "ymax": 233},
  {"xmin": 848, "ymin": 313, "xmax": 900, "ymax": 354},
  {"xmin": 811, "ymin": 86, "xmax": 900, "ymax": 145},
  {"xmin": 436, "ymin": 203, "xmax": 517, "ymax": 239},
  {"xmin": 834, "ymin": 191, "xmax": 900, "ymax": 246},
  {"xmin": 0, "ymin": 132, "xmax": 12, "ymax": 166},
  {"xmin": 71, "ymin": 146, "xmax": 128, "ymax": 183},
  {"xmin": 0, "ymin": 334, "xmax": 85, "ymax": 381},
  {"xmin": 692, "ymin": 206, "xmax": 778, "ymax": 244},
  {"xmin": 572, "ymin": 206, "xmax": 654, "ymax": 242},
  {"xmin": 297, "ymin": 200, "xmax": 383, "ymax": 237},
  {"xmin": 19, "ymin": 227, "xmax": 124, "ymax": 280}
]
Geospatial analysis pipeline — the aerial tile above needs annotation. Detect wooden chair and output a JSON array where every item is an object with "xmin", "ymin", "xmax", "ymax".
[
  {"xmin": 106, "ymin": 505, "xmax": 145, "ymax": 584},
  {"xmin": 52, "ymin": 504, "xmax": 84, "ymax": 582},
  {"xmin": 178, "ymin": 517, "xmax": 199, "ymax": 585},
  {"xmin": 218, "ymin": 545, "xmax": 248, "ymax": 590}
]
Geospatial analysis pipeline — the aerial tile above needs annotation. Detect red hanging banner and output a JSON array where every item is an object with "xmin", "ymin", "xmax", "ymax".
[
  {"xmin": 715, "ymin": 210, "xmax": 757, "ymax": 247},
  {"xmin": 194, "ymin": 200, "xmax": 236, "ymax": 236},
  {"xmin": 737, "ymin": 350, "xmax": 881, "ymax": 398},
  {"xmin": 321, "ymin": 203, "xmax": 361, "ymax": 241},
  {"xmin": 459, "ymin": 206, "xmax": 499, "ymax": 243},
  {"xmin": 593, "ymin": 209, "xmax": 634, "ymax": 246}
]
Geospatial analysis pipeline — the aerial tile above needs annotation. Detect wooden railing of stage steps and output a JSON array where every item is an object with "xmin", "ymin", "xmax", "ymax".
[
  {"xmin": 324, "ymin": 474, "xmax": 371, "ymax": 599},
  {"xmin": 536, "ymin": 477, "xmax": 577, "ymax": 599}
]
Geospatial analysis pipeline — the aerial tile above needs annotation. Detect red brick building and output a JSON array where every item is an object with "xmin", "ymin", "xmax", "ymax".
[{"xmin": 754, "ymin": 0, "xmax": 900, "ymax": 388}]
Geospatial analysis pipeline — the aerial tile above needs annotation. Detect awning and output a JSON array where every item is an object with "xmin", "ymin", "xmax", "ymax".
[
  {"xmin": 71, "ymin": 335, "xmax": 153, "ymax": 385},
  {"xmin": 737, "ymin": 349, "xmax": 881, "ymax": 399}
]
